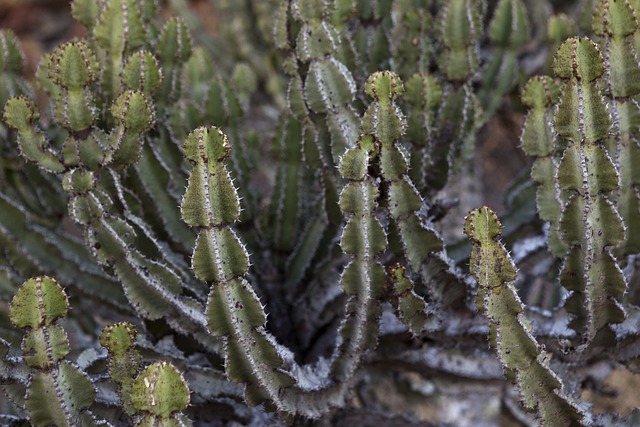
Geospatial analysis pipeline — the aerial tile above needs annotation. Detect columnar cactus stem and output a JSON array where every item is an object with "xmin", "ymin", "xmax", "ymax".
[
  {"xmin": 403, "ymin": 73, "xmax": 443, "ymax": 195},
  {"xmin": 592, "ymin": 0, "xmax": 640, "ymax": 256},
  {"xmin": 4, "ymin": 41, "xmax": 217, "ymax": 353},
  {"xmin": 432, "ymin": 0, "xmax": 483, "ymax": 189},
  {"xmin": 332, "ymin": 0, "xmax": 393, "ymax": 84},
  {"xmin": 100, "ymin": 322, "xmax": 142, "ymax": 416},
  {"xmin": 9, "ymin": 277, "xmax": 99, "ymax": 426},
  {"xmin": 554, "ymin": 37, "xmax": 627, "ymax": 346},
  {"xmin": 520, "ymin": 76, "xmax": 566, "ymax": 257},
  {"xmin": 479, "ymin": 0, "xmax": 529, "ymax": 115},
  {"xmin": 286, "ymin": 0, "xmax": 359, "ymax": 167},
  {"xmin": 464, "ymin": 207, "xmax": 586, "ymax": 427},
  {"xmin": 181, "ymin": 126, "xmax": 295, "ymax": 408},
  {"xmin": 390, "ymin": 0, "xmax": 433, "ymax": 79},
  {"xmin": 363, "ymin": 71, "xmax": 467, "ymax": 309},
  {"xmin": 331, "ymin": 133, "xmax": 386, "ymax": 380}
]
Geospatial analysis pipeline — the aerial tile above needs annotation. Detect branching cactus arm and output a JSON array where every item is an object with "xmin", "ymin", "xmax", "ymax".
[
  {"xmin": 4, "ymin": 40, "xmax": 217, "ymax": 353},
  {"xmin": 464, "ymin": 207, "xmax": 586, "ymax": 427}
]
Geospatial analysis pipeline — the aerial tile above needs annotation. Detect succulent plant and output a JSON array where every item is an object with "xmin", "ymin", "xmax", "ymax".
[{"xmin": 3, "ymin": 0, "xmax": 640, "ymax": 425}]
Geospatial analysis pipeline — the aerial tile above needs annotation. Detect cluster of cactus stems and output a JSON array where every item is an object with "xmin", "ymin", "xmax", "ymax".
[{"xmin": 5, "ymin": 0, "xmax": 640, "ymax": 425}]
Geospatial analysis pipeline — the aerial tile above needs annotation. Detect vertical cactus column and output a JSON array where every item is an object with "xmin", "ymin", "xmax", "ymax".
[
  {"xmin": 363, "ymin": 71, "xmax": 467, "ymax": 309},
  {"xmin": 432, "ymin": 0, "xmax": 483, "ymax": 190},
  {"xmin": 181, "ymin": 126, "xmax": 295, "ymax": 408},
  {"xmin": 331, "ymin": 133, "xmax": 387, "ymax": 380},
  {"xmin": 100, "ymin": 322, "xmax": 142, "ymax": 416},
  {"xmin": 390, "ymin": 0, "xmax": 433, "ymax": 79},
  {"xmin": 464, "ymin": 207, "xmax": 585, "ymax": 427},
  {"xmin": 404, "ymin": 73, "xmax": 443, "ymax": 195},
  {"xmin": 9, "ymin": 277, "xmax": 98, "ymax": 426},
  {"xmin": 554, "ymin": 37, "xmax": 627, "ymax": 346},
  {"xmin": 520, "ymin": 76, "xmax": 566, "ymax": 257},
  {"xmin": 3, "ymin": 41, "xmax": 216, "ymax": 353},
  {"xmin": 592, "ymin": 0, "xmax": 640, "ymax": 256},
  {"xmin": 479, "ymin": 0, "xmax": 529, "ymax": 115}
]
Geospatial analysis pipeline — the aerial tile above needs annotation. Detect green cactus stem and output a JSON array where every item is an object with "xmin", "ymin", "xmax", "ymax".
[
  {"xmin": 592, "ymin": 0, "xmax": 640, "ymax": 256},
  {"xmin": 403, "ymin": 72, "xmax": 443, "ymax": 195},
  {"xmin": 520, "ymin": 75, "xmax": 566, "ymax": 257},
  {"xmin": 553, "ymin": 37, "xmax": 627, "ymax": 346},
  {"xmin": 181, "ymin": 126, "xmax": 296, "ymax": 408},
  {"xmin": 429, "ymin": 0, "xmax": 483, "ymax": 190},
  {"xmin": 100, "ymin": 322, "xmax": 142, "ymax": 416},
  {"xmin": 479, "ymin": 0, "xmax": 529, "ymax": 116},
  {"xmin": 9, "ymin": 277, "xmax": 99, "ymax": 426},
  {"xmin": 331, "ymin": 132, "xmax": 387, "ymax": 380},
  {"xmin": 464, "ymin": 207, "xmax": 586, "ymax": 427},
  {"xmin": 387, "ymin": 264, "xmax": 435, "ymax": 336},
  {"xmin": 390, "ymin": 0, "xmax": 433, "ymax": 79},
  {"xmin": 4, "ymin": 39, "xmax": 217, "ymax": 353},
  {"xmin": 131, "ymin": 362, "xmax": 192, "ymax": 427},
  {"xmin": 363, "ymin": 71, "xmax": 467, "ymax": 309}
]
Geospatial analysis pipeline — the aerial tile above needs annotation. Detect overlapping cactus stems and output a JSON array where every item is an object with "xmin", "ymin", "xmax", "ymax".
[
  {"xmin": 276, "ymin": 0, "xmax": 359, "ymax": 169},
  {"xmin": 3, "ymin": 11, "xmax": 222, "ymax": 350},
  {"xmin": 174, "ymin": 73, "xmax": 450, "ymax": 415},
  {"xmin": 464, "ymin": 208, "xmax": 585, "ymax": 427},
  {"xmin": 536, "ymin": 36, "xmax": 627, "ymax": 347},
  {"xmin": 8, "ymin": 277, "xmax": 192, "ymax": 426},
  {"xmin": 404, "ymin": 0, "xmax": 485, "ymax": 195}
]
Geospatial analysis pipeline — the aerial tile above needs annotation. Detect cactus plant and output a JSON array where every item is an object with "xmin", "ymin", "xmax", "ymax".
[{"xmin": 3, "ymin": 0, "xmax": 640, "ymax": 425}]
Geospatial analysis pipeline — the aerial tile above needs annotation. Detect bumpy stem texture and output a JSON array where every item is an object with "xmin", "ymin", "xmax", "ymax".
[
  {"xmin": 464, "ymin": 207, "xmax": 586, "ymax": 427},
  {"xmin": 554, "ymin": 37, "xmax": 627, "ymax": 346}
]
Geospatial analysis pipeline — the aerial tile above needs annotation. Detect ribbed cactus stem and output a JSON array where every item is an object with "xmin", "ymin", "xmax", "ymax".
[
  {"xmin": 593, "ymin": 0, "xmax": 640, "ymax": 256},
  {"xmin": 363, "ymin": 71, "xmax": 466, "ymax": 309},
  {"xmin": 429, "ymin": 0, "xmax": 483, "ymax": 190},
  {"xmin": 9, "ymin": 277, "xmax": 98, "ymax": 426},
  {"xmin": 554, "ymin": 37, "xmax": 627, "ymax": 346},
  {"xmin": 93, "ymin": 0, "xmax": 147, "ymax": 103},
  {"xmin": 285, "ymin": 0, "xmax": 359, "ymax": 167},
  {"xmin": 100, "ymin": 322, "xmax": 142, "ymax": 415},
  {"xmin": 464, "ymin": 207, "xmax": 586, "ymax": 426},
  {"xmin": 390, "ymin": 0, "xmax": 433, "ymax": 79},
  {"xmin": 479, "ymin": 0, "xmax": 529, "ymax": 115},
  {"xmin": 331, "ymin": 133, "xmax": 386, "ymax": 380},
  {"xmin": 520, "ymin": 76, "xmax": 566, "ymax": 257},
  {"xmin": 182, "ymin": 126, "xmax": 295, "ymax": 408},
  {"xmin": 404, "ymin": 73, "xmax": 442, "ymax": 194}
]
